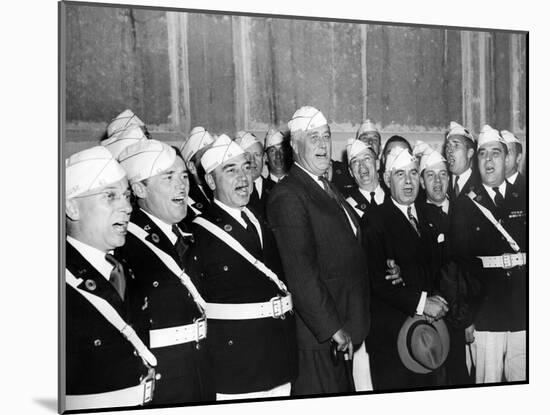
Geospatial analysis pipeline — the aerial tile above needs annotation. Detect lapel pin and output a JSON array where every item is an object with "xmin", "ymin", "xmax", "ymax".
[
  {"xmin": 84, "ymin": 279, "xmax": 97, "ymax": 291},
  {"xmin": 196, "ymin": 203, "xmax": 203, "ymax": 209},
  {"xmin": 144, "ymin": 224, "xmax": 151, "ymax": 231},
  {"xmin": 224, "ymin": 224, "xmax": 232, "ymax": 232},
  {"xmin": 151, "ymin": 233, "xmax": 160, "ymax": 243},
  {"xmin": 360, "ymin": 203, "xmax": 367, "ymax": 210}
]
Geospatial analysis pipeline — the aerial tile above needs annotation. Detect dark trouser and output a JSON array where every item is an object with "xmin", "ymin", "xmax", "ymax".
[
  {"xmin": 291, "ymin": 349, "xmax": 354, "ymax": 396},
  {"xmin": 445, "ymin": 325, "xmax": 472, "ymax": 386},
  {"xmin": 151, "ymin": 341, "xmax": 215, "ymax": 405}
]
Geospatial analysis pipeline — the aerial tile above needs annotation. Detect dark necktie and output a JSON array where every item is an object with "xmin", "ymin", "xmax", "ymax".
[
  {"xmin": 370, "ymin": 191, "xmax": 376, "ymax": 205},
  {"xmin": 454, "ymin": 175, "xmax": 460, "ymax": 198},
  {"xmin": 319, "ymin": 176, "xmax": 361, "ymax": 241},
  {"xmin": 407, "ymin": 205, "xmax": 421, "ymax": 237},
  {"xmin": 241, "ymin": 210, "xmax": 262, "ymax": 249},
  {"xmin": 172, "ymin": 224, "xmax": 193, "ymax": 264},
  {"xmin": 105, "ymin": 253, "xmax": 126, "ymax": 300},
  {"xmin": 492, "ymin": 187, "xmax": 504, "ymax": 207}
]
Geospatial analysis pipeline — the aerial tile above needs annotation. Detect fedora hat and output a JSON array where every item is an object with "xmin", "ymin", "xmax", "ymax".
[{"xmin": 397, "ymin": 315, "xmax": 450, "ymax": 374}]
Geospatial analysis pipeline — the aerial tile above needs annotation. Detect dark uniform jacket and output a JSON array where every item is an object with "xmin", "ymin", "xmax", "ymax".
[
  {"xmin": 449, "ymin": 183, "xmax": 526, "ymax": 332},
  {"xmin": 331, "ymin": 159, "xmax": 355, "ymax": 197},
  {"xmin": 345, "ymin": 186, "xmax": 385, "ymax": 218},
  {"xmin": 449, "ymin": 168, "xmax": 480, "ymax": 205},
  {"xmin": 189, "ymin": 203, "xmax": 297, "ymax": 394},
  {"xmin": 65, "ymin": 242, "xmax": 150, "ymax": 397},
  {"xmin": 247, "ymin": 176, "xmax": 273, "ymax": 221},
  {"xmin": 117, "ymin": 208, "xmax": 215, "ymax": 404},
  {"xmin": 267, "ymin": 164, "xmax": 370, "ymax": 349}
]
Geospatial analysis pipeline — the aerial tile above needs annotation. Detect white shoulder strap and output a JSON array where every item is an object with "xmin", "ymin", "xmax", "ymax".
[
  {"xmin": 127, "ymin": 222, "xmax": 206, "ymax": 312},
  {"xmin": 467, "ymin": 191, "xmax": 520, "ymax": 252},
  {"xmin": 65, "ymin": 269, "xmax": 157, "ymax": 367},
  {"xmin": 345, "ymin": 196, "xmax": 365, "ymax": 218},
  {"xmin": 193, "ymin": 216, "xmax": 288, "ymax": 293}
]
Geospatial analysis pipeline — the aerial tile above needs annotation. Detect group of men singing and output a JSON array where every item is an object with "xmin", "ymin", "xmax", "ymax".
[{"xmin": 64, "ymin": 105, "xmax": 526, "ymax": 411}]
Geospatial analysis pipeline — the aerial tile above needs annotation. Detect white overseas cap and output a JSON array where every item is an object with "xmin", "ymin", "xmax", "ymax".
[
  {"xmin": 500, "ymin": 130, "xmax": 521, "ymax": 146},
  {"xmin": 106, "ymin": 109, "xmax": 146, "ymax": 138},
  {"xmin": 201, "ymin": 134, "xmax": 245, "ymax": 174},
  {"xmin": 101, "ymin": 125, "xmax": 148, "ymax": 159},
  {"xmin": 346, "ymin": 138, "xmax": 375, "ymax": 161},
  {"xmin": 66, "ymin": 146, "xmax": 127, "ymax": 199},
  {"xmin": 477, "ymin": 124, "xmax": 505, "ymax": 148},
  {"xmin": 446, "ymin": 121, "xmax": 475, "ymax": 143},
  {"xmin": 118, "ymin": 139, "xmax": 176, "ymax": 184},
  {"xmin": 288, "ymin": 106, "xmax": 328, "ymax": 133},
  {"xmin": 356, "ymin": 119, "xmax": 380, "ymax": 137},
  {"xmin": 385, "ymin": 147, "xmax": 417, "ymax": 173},
  {"xmin": 179, "ymin": 126, "xmax": 215, "ymax": 164},
  {"xmin": 235, "ymin": 131, "xmax": 261, "ymax": 151},
  {"xmin": 412, "ymin": 140, "xmax": 433, "ymax": 158},
  {"xmin": 264, "ymin": 129, "xmax": 285, "ymax": 149},
  {"xmin": 420, "ymin": 150, "xmax": 446, "ymax": 173}
]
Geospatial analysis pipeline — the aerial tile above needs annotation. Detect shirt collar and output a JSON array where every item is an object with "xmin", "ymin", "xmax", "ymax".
[
  {"xmin": 254, "ymin": 176, "xmax": 263, "ymax": 195},
  {"xmin": 455, "ymin": 168, "xmax": 472, "ymax": 192},
  {"xmin": 214, "ymin": 199, "xmax": 247, "ymax": 228},
  {"xmin": 391, "ymin": 198, "xmax": 417, "ymax": 221},
  {"xmin": 269, "ymin": 172, "xmax": 285, "ymax": 183},
  {"xmin": 358, "ymin": 184, "xmax": 384, "ymax": 204},
  {"xmin": 482, "ymin": 181, "xmax": 507, "ymax": 204},
  {"xmin": 427, "ymin": 197, "xmax": 450, "ymax": 214},
  {"xmin": 507, "ymin": 171, "xmax": 519, "ymax": 185},
  {"xmin": 294, "ymin": 162, "xmax": 325, "ymax": 189},
  {"xmin": 67, "ymin": 235, "xmax": 113, "ymax": 281},
  {"xmin": 140, "ymin": 208, "xmax": 178, "ymax": 245}
]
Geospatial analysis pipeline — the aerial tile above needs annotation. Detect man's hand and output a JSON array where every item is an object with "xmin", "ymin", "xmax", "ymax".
[
  {"xmin": 423, "ymin": 295, "xmax": 449, "ymax": 321},
  {"xmin": 385, "ymin": 259, "xmax": 404, "ymax": 285},
  {"xmin": 331, "ymin": 328, "xmax": 354, "ymax": 358},
  {"xmin": 465, "ymin": 324, "xmax": 475, "ymax": 344}
]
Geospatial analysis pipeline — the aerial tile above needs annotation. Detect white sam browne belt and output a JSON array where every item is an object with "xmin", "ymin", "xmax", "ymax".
[
  {"xmin": 206, "ymin": 295, "xmax": 293, "ymax": 320},
  {"xmin": 477, "ymin": 253, "xmax": 527, "ymax": 269},
  {"xmin": 149, "ymin": 317, "xmax": 207, "ymax": 349},
  {"xmin": 65, "ymin": 380, "xmax": 154, "ymax": 411}
]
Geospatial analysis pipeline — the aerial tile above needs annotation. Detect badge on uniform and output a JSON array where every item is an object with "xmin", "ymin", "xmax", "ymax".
[
  {"xmin": 509, "ymin": 210, "xmax": 525, "ymax": 219},
  {"xmin": 360, "ymin": 203, "xmax": 367, "ymax": 210},
  {"xmin": 84, "ymin": 279, "xmax": 97, "ymax": 291},
  {"xmin": 196, "ymin": 203, "xmax": 203, "ymax": 209},
  {"xmin": 144, "ymin": 224, "xmax": 151, "ymax": 232},
  {"xmin": 437, "ymin": 233, "xmax": 445, "ymax": 243},
  {"xmin": 224, "ymin": 224, "xmax": 232, "ymax": 232},
  {"xmin": 151, "ymin": 233, "xmax": 160, "ymax": 243}
]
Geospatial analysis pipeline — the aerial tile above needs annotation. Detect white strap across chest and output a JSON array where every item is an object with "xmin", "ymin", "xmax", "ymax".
[
  {"xmin": 193, "ymin": 216, "xmax": 288, "ymax": 293},
  {"xmin": 127, "ymin": 222, "xmax": 206, "ymax": 312},
  {"xmin": 65, "ymin": 269, "xmax": 157, "ymax": 367},
  {"xmin": 467, "ymin": 192, "xmax": 521, "ymax": 252}
]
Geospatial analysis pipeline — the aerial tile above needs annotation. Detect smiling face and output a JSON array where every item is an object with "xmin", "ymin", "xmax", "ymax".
[
  {"xmin": 67, "ymin": 177, "xmax": 133, "ymax": 252},
  {"xmin": 244, "ymin": 141, "xmax": 265, "ymax": 181},
  {"xmin": 421, "ymin": 161, "xmax": 449, "ymax": 204},
  {"xmin": 357, "ymin": 132, "xmax": 381, "ymax": 157},
  {"xmin": 134, "ymin": 156, "xmax": 189, "ymax": 225},
  {"xmin": 206, "ymin": 153, "xmax": 252, "ymax": 208},
  {"xmin": 292, "ymin": 125, "xmax": 331, "ymax": 176},
  {"xmin": 384, "ymin": 161, "xmax": 420, "ymax": 206},
  {"xmin": 478, "ymin": 142, "xmax": 508, "ymax": 188},
  {"xmin": 349, "ymin": 148, "xmax": 380, "ymax": 191},
  {"xmin": 445, "ymin": 135, "xmax": 475, "ymax": 176}
]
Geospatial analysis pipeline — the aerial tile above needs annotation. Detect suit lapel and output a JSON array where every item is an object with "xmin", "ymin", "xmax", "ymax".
[
  {"xmin": 131, "ymin": 208, "xmax": 180, "ymax": 264},
  {"xmin": 66, "ymin": 242, "xmax": 126, "ymax": 315}
]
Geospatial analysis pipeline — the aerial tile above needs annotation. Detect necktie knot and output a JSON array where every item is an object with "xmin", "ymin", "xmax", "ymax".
[
  {"xmin": 370, "ymin": 191, "xmax": 376, "ymax": 205},
  {"xmin": 241, "ymin": 210, "xmax": 261, "ymax": 249},
  {"xmin": 492, "ymin": 186, "xmax": 505, "ymax": 208},
  {"xmin": 172, "ymin": 224, "xmax": 194, "ymax": 264}
]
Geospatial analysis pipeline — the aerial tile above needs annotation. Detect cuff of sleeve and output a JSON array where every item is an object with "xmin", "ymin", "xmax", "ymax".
[{"xmin": 415, "ymin": 291, "xmax": 427, "ymax": 315}]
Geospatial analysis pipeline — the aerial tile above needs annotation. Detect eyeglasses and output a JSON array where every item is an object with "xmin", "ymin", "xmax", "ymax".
[{"xmin": 73, "ymin": 189, "xmax": 132, "ymax": 203}]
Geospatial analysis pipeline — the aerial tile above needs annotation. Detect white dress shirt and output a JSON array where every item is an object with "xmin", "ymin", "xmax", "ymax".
[
  {"xmin": 67, "ymin": 236, "xmax": 113, "ymax": 281},
  {"xmin": 214, "ymin": 199, "xmax": 263, "ymax": 247}
]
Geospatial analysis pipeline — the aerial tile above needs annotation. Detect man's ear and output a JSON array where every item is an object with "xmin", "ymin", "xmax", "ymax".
[
  {"xmin": 132, "ymin": 181, "xmax": 147, "ymax": 199},
  {"xmin": 66, "ymin": 198, "xmax": 79, "ymax": 221},
  {"xmin": 204, "ymin": 173, "xmax": 216, "ymax": 191},
  {"xmin": 375, "ymin": 159, "xmax": 380, "ymax": 171},
  {"xmin": 467, "ymin": 147, "xmax": 475, "ymax": 161},
  {"xmin": 420, "ymin": 175, "xmax": 426, "ymax": 190},
  {"xmin": 516, "ymin": 152, "xmax": 524, "ymax": 167},
  {"xmin": 383, "ymin": 171, "xmax": 391, "ymax": 188}
]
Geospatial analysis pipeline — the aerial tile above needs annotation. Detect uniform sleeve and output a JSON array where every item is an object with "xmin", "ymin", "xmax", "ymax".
[{"xmin": 267, "ymin": 186, "xmax": 341, "ymax": 343}]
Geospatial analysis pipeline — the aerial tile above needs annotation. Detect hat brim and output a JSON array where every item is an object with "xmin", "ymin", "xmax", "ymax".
[{"xmin": 397, "ymin": 315, "xmax": 450, "ymax": 374}]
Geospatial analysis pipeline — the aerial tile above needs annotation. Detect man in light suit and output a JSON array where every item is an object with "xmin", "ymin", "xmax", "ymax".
[{"xmin": 267, "ymin": 106, "xmax": 370, "ymax": 395}]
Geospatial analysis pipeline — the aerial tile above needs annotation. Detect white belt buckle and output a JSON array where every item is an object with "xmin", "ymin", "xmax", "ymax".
[
  {"xmin": 142, "ymin": 378, "xmax": 154, "ymax": 404},
  {"xmin": 196, "ymin": 317, "xmax": 207, "ymax": 341},
  {"xmin": 271, "ymin": 296, "xmax": 285, "ymax": 319},
  {"xmin": 502, "ymin": 253, "xmax": 513, "ymax": 269}
]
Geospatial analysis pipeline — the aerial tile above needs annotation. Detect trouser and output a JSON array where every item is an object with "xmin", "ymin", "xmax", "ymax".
[
  {"xmin": 216, "ymin": 382, "xmax": 291, "ymax": 401},
  {"xmin": 468, "ymin": 330, "xmax": 526, "ymax": 383}
]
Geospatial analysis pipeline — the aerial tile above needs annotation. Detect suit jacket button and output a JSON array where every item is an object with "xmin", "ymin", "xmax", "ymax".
[
  {"xmin": 228, "ymin": 340, "xmax": 233, "ymax": 346},
  {"xmin": 506, "ymin": 271, "xmax": 512, "ymax": 277},
  {"xmin": 195, "ymin": 343, "xmax": 201, "ymax": 350},
  {"xmin": 133, "ymin": 350, "xmax": 138, "ymax": 356},
  {"xmin": 223, "ymin": 265, "xmax": 229, "ymax": 271},
  {"xmin": 155, "ymin": 373, "xmax": 162, "ymax": 380},
  {"xmin": 93, "ymin": 339, "xmax": 102, "ymax": 347},
  {"xmin": 475, "ymin": 227, "xmax": 480, "ymax": 231},
  {"xmin": 153, "ymin": 281, "xmax": 159, "ymax": 287}
]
